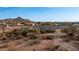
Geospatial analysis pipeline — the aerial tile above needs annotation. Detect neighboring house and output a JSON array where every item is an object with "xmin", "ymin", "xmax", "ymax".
[
  {"xmin": 72, "ymin": 24, "xmax": 79, "ymax": 27},
  {"xmin": 33, "ymin": 25, "xmax": 69, "ymax": 30},
  {"xmin": 17, "ymin": 23, "xmax": 24, "ymax": 26},
  {"xmin": 24, "ymin": 23, "xmax": 33, "ymax": 26}
]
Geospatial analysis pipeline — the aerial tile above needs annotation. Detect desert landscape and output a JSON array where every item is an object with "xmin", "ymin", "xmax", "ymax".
[{"xmin": 0, "ymin": 17, "xmax": 78, "ymax": 51}]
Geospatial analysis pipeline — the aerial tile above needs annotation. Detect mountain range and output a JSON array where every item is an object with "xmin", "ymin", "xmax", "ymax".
[{"xmin": 0, "ymin": 17, "xmax": 32, "ymax": 24}]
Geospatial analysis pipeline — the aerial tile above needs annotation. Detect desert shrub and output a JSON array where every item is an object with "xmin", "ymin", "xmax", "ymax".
[
  {"xmin": 20, "ymin": 28, "xmax": 28, "ymax": 37},
  {"xmin": 33, "ymin": 48, "xmax": 36, "ymax": 51},
  {"xmin": 11, "ymin": 29, "xmax": 20, "ymax": 35},
  {"xmin": 21, "ymin": 31, "xmax": 27, "ymax": 37},
  {"xmin": 28, "ymin": 29, "xmax": 40, "ymax": 34},
  {"xmin": 46, "ymin": 36, "xmax": 53, "ymax": 40},
  {"xmin": 2, "ymin": 37, "xmax": 6, "ymax": 40},
  {"xmin": 67, "ymin": 32, "xmax": 74, "ymax": 36},
  {"xmin": 28, "ymin": 40, "xmax": 39, "ymax": 46},
  {"xmin": 29, "ymin": 34, "xmax": 37, "ymax": 39},
  {"xmin": 6, "ymin": 29, "xmax": 21, "ymax": 38},
  {"xmin": 45, "ymin": 47, "xmax": 54, "ymax": 51},
  {"xmin": 46, "ymin": 30, "xmax": 55, "ymax": 33},
  {"xmin": 5, "ymin": 28, "xmax": 40, "ymax": 40},
  {"xmin": 54, "ymin": 45, "xmax": 60, "ymax": 50},
  {"xmin": 61, "ymin": 28, "xmax": 68, "ymax": 33},
  {"xmin": 73, "ymin": 34, "xmax": 79, "ymax": 41},
  {"xmin": 0, "ymin": 34, "xmax": 8, "ymax": 41},
  {"xmin": 5, "ymin": 28, "xmax": 29, "ymax": 40},
  {"xmin": 64, "ymin": 38, "xmax": 70, "ymax": 42},
  {"xmin": 29, "ymin": 29, "xmax": 36, "ymax": 32},
  {"xmin": 5, "ymin": 29, "xmax": 23, "ymax": 40},
  {"xmin": 40, "ymin": 30, "xmax": 55, "ymax": 33},
  {"xmin": 0, "ymin": 37, "xmax": 7, "ymax": 41},
  {"xmin": 40, "ymin": 30, "xmax": 46, "ymax": 33}
]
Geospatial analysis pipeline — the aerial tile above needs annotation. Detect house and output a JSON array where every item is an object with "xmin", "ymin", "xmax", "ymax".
[
  {"xmin": 72, "ymin": 24, "xmax": 79, "ymax": 27},
  {"xmin": 17, "ymin": 23, "xmax": 24, "ymax": 26},
  {"xmin": 33, "ymin": 25, "xmax": 69, "ymax": 30}
]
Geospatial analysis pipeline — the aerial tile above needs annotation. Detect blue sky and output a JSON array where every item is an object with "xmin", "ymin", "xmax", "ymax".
[{"xmin": 0, "ymin": 7, "xmax": 79, "ymax": 22}]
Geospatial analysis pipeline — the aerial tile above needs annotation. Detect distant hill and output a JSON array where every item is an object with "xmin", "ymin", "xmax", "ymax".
[{"xmin": 0, "ymin": 17, "xmax": 32, "ymax": 24}]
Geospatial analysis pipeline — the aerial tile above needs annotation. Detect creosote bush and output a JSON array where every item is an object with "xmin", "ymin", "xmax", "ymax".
[
  {"xmin": 5, "ymin": 28, "xmax": 28, "ymax": 40},
  {"xmin": 61, "ymin": 28, "xmax": 68, "ymax": 33},
  {"xmin": 28, "ymin": 40, "xmax": 39, "ymax": 46},
  {"xmin": 29, "ymin": 34, "xmax": 37, "ymax": 39},
  {"xmin": 40, "ymin": 30, "xmax": 55, "ymax": 33},
  {"xmin": 64, "ymin": 38, "xmax": 70, "ymax": 42},
  {"xmin": 28, "ymin": 29, "xmax": 40, "ymax": 34},
  {"xmin": 73, "ymin": 34, "xmax": 79, "ymax": 41},
  {"xmin": 67, "ymin": 32, "xmax": 74, "ymax": 36},
  {"xmin": 54, "ymin": 45, "xmax": 60, "ymax": 50},
  {"xmin": 20, "ymin": 28, "xmax": 28, "ymax": 37},
  {"xmin": 46, "ymin": 36, "xmax": 53, "ymax": 40}
]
